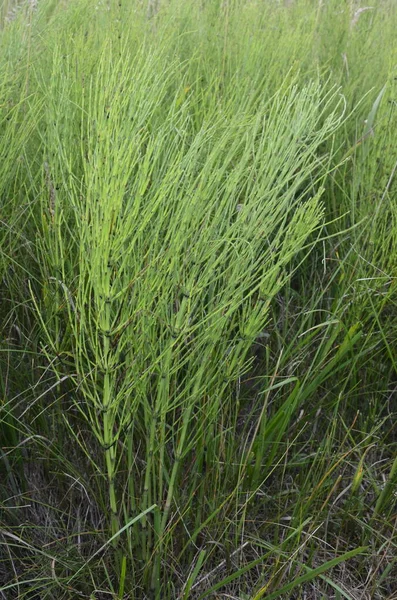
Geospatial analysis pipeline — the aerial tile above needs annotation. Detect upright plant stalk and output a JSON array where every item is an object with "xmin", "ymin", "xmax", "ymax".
[{"xmin": 100, "ymin": 270, "xmax": 120, "ymax": 537}]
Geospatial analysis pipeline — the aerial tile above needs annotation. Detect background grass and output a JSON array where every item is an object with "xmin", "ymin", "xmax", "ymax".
[{"xmin": 0, "ymin": 0, "xmax": 396, "ymax": 598}]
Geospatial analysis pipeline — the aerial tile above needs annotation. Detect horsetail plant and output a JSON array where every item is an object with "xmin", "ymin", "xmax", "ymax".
[
  {"xmin": 3, "ymin": 1, "xmax": 396, "ymax": 597},
  {"xmin": 23, "ymin": 31, "xmax": 347, "ymax": 595}
]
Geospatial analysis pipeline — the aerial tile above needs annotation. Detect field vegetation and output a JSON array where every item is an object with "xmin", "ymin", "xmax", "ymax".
[{"xmin": 0, "ymin": 0, "xmax": 396, "ymax": 598}]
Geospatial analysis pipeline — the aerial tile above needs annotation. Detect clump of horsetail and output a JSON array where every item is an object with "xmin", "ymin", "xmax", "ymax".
[{"xmin": 28, "ymin": 32, "xmax": 344, "ymax": 595}]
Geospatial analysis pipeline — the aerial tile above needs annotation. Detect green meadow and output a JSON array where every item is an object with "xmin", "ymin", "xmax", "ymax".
[{"xmin": 0, "ymin": 0, "xmax": 396, "ymax": 597}]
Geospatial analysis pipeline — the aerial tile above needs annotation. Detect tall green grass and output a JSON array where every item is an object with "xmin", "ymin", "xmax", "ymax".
[{"xmin": 1, "ymin": 0, "xmax": 396, "ymax": 598}]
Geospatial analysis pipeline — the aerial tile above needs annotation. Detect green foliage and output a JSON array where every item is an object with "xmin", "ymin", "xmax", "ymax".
[{"xmin": 0, "ymin": 0, "xmax": 396, "ymax": 598}]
